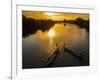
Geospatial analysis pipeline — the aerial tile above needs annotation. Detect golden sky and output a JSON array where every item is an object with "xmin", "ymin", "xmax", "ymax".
[{"xmin": 22, "ymin": 11, "xmax": 89, "ymax": 21}]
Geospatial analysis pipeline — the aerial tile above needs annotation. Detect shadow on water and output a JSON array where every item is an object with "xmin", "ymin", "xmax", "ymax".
[{"xmin": 63, "ymin": 47, "xmax": 83, "ymax": 61}]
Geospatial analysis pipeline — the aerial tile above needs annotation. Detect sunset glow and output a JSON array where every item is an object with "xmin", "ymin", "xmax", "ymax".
[
  {"xmin": 22, "ymin": 10, "xmax": 89, "ymax": 69},
  {"xmin": 45, "ymin": 12, "xmax": 56, "ymax": 16},
  {"xmin": 23, "ymin": 11, "xmax": 89, "ymax": 20},
  {"xmin": 48, "ymin": 29, "xmax": 55, "ymax": 38}
]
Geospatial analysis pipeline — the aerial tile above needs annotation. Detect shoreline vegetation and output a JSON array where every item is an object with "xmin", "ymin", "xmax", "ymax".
[{"xmin": 22, "ymin": 15, "xmax": 89, "ymax": 37}]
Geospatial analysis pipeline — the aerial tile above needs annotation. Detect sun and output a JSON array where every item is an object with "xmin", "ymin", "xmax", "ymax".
[
  {"xmin": 48, "ymin": 29, "xmax": 55, "ymax": 38},
  {"xmin": 45, "ymin": 12, "xmax": 56, "ymax": 16}
]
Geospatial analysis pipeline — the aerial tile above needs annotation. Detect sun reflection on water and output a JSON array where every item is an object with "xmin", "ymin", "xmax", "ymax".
[{"xmin": 48, "ymin": 29, "xmax": 56, "ymax": 38}]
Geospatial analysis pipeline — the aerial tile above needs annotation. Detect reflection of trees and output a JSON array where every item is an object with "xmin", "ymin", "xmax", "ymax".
[
  {"xmin": 66, "ymin": 18, "xmax": 89, "ymax": 30},
  {"xmin": 22, "ymin": 15, "xmax": 89, "ymax": 38},
  {"xmin": 22, "ymin": 15, "xmax": 55, "ymax": 37}
]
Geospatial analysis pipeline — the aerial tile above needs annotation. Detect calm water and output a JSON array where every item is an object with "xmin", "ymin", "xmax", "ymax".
[{"xmin": 22, "ymin": 23, "xmax": 89, "ymax": 69}]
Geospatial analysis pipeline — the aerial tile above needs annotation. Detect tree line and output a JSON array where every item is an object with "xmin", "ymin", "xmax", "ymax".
[{"xmin": 22, "ymin": 15, "xmax": 89, "ymax": 37}]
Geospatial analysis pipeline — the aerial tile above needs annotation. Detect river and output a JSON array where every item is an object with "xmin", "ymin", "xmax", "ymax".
[{"xmin": 22, "ymin": 23, "xmax": 89, "ymax": 69}]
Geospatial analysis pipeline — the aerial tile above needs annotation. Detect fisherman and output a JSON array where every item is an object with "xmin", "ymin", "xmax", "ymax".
[
  {"xmin": 63, "ymin": 42, "xmax": 66, "ymax": 49},
  {"xmin": 55, "ymin": 43, "xmax": 59, "ymax": 55},
  {"xmin": 56, "ymin": 43, "xmax": 59, "ymax": 47}
]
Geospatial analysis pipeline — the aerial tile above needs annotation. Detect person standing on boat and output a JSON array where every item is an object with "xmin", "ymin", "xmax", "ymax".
[
  {"xmin": 63, "ymin": 42, "xmax": 66, "ymax": 49},
  {"xmin": 55, "ymin": 43, "xmax": 59, "ymax": 55}
]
